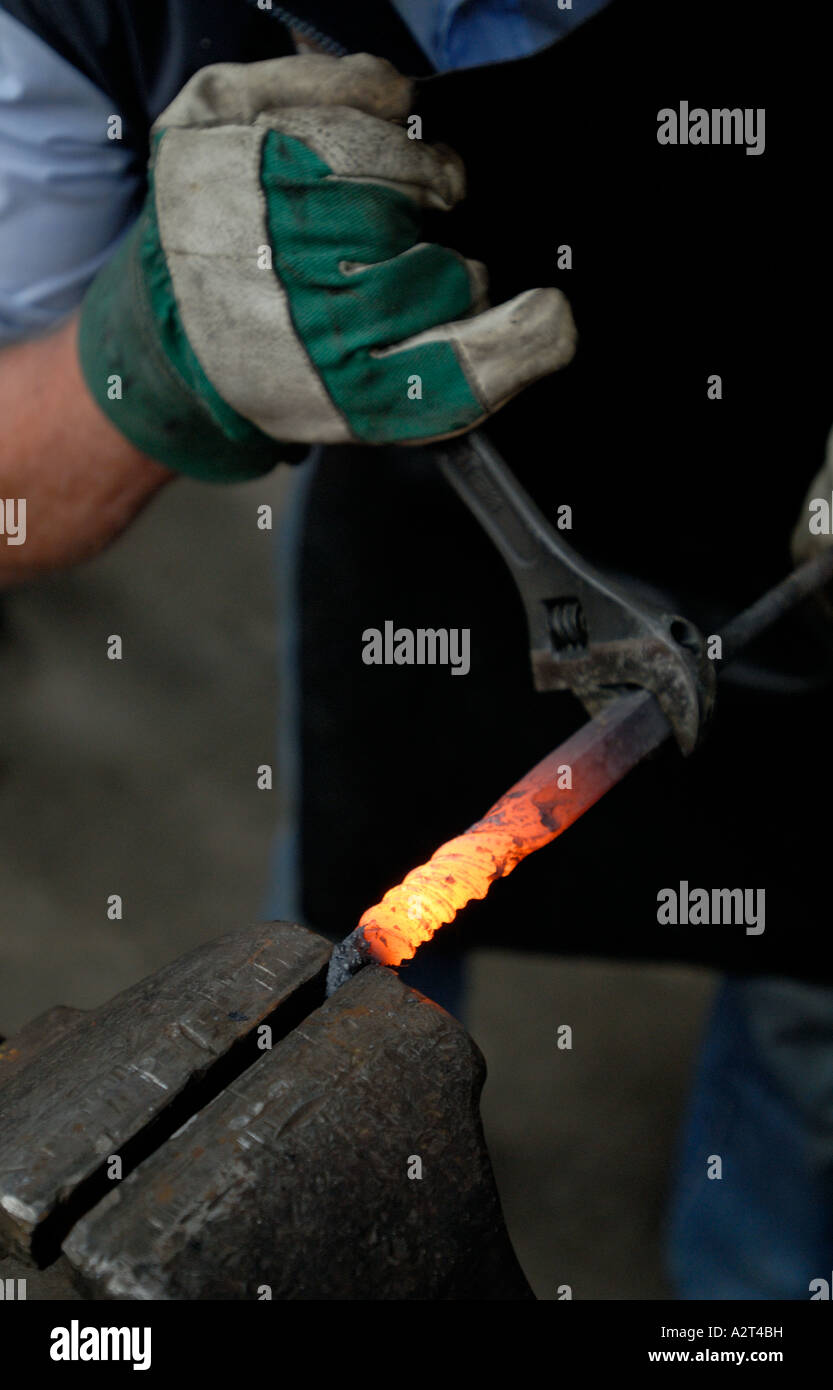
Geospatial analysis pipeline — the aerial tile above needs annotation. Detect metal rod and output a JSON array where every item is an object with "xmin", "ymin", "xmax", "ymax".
[
  {"xmin": 720, "ymin": 548, "xmax": 833, "ymax": 664},
  {"xmin": 327, "ymin": 545, "xmax": 833, "ymax": 993},
  {"xmin": 326, "ymin": 689, "xmax": 670, "ymax": 994}
]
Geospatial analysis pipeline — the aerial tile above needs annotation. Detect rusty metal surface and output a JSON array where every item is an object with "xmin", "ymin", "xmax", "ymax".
[
  {"xmin": 0, "ymin": 1253, "xmax": 82, "ymax": 1301},
  {"xmin": 0, "ymin": 922, "xmax": 330, "ymax": 1263},
  {"xmin": 0, "ymin": 923, "xmax": 532, "ymax": 1300},
  {"xmin": 0, "ymin": 1006, "xmax": 86, "ymax": 1089},
  {"xmin": 63, "ymin": 963, "xmax": 531, "ymax": 1300}
]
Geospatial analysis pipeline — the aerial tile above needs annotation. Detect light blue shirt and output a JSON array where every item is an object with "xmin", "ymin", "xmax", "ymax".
[
  {"xmin": 0, "ymin": 9, "xmax": 140, "ymax": 343},
  {"xmin": 0, "ymin": 1, "xmax": 611, "ymax": 344}
]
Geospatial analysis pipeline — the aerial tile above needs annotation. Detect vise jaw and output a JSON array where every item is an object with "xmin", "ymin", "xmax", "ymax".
[{"xmin": 0, "ymin": 922, "xmax": 531, "ymax": 1300}]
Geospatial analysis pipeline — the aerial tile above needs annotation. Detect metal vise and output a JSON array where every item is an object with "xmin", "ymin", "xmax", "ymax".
[{"xmin": 0, "ymin": 923, "xmax": 531, "ymax": 1300}]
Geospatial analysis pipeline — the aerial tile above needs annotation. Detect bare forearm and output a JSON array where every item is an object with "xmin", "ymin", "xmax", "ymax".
[{"xmin": 0, "ymin": 314, "xmax": 173, "ymax": 586}]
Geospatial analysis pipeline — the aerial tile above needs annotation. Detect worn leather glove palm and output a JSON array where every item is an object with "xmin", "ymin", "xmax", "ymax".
[{"xmin": 78, "ymin": 53, "xmax": 576, "ymax": 482}]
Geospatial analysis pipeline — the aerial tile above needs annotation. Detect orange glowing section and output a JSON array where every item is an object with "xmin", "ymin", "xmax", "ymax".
[
  {"xmin": 358, "ymin": 743, "xmax": 584, "ymax": 968},
  {"xmin": 349, "ymin": 689, "xmax": 665, "ymax": 977}
]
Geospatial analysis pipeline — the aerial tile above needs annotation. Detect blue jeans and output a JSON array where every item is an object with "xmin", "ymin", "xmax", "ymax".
[{"xmin": 669, "ymin": 976, "xmax": 833, "ymax": 1300}]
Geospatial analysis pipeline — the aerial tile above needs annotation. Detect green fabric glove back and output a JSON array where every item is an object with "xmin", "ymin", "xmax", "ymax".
[{"xmin": 79, "ymin": 53, "xmax": 576, "ymax": 482}]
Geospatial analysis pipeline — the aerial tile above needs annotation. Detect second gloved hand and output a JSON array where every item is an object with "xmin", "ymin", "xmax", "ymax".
[
  {"xmin": 791, "ymin": 426, "xmax": 833, "ymax": 620},
  {"xmin": 79, "ymin": 53, "xmax": 576, "ymax": 481}
]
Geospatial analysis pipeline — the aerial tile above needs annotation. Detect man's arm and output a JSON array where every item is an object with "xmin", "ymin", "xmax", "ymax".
[
  {"xmin": 0, "ymin": 9, "xmax": 169, "ymax": 585},
  {"xmin": 0, "ymin": 314, "xmax": 172, "ymax": 586}
]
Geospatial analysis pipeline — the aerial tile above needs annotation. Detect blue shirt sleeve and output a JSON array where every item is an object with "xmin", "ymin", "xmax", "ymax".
[
  {"xmin": 390, "ymin": 0, "xmax": 614, "ymax": 71},
  {"xmin": 0, "ymin": 8, "xmax": 142, "ymax": 346}
]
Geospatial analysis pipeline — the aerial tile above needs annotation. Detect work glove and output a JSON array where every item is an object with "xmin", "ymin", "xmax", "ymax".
[
  {"xmin": 791, "ymin": 426, "xmax": 833, "ymax": 619},
  {"xmin": 78, "ymin": 53, "xmax": 576, "ymax": 482},
  {"xmin": 791, "ymin": 426, "xmax": 833, "ymax": 565}
]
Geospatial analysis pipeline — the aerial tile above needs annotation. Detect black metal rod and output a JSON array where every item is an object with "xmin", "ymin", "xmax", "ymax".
[{"xmin": 720, "ymin": 549, "xmax": 833, "ymax": 663}]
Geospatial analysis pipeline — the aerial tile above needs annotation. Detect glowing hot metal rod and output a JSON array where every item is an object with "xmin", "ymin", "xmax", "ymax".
[
  {"xmin": 327, "ymin": 688, "xmax": 667, "ymax": 992},
  {"xmin": 326, "ymin": 432, "xmax": 833, "ymax": 995}
]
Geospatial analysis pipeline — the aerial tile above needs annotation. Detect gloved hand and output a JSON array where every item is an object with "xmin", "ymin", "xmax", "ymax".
[
  {"xmin": 791, "ymin": 426, "xmax": 833, "ymax": 620},
  {"xmin": 79, "ymin": 53, "xmax": 576, "ymax": 482},
  {"xmin": 791, "ymin": 426, "xmax": 833, "ymax": 566}
]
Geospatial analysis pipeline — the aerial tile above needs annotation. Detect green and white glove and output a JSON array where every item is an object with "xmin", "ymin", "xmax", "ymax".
[{"xmin": 79, "ymin": 53, "xmax": 576, "ymax": 482}]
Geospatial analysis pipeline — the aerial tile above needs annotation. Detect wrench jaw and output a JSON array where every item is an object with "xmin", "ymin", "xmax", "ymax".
[
  {"xmin": 652, "ymin": 615, "xmax": 718, "ymax": 754},
  {"xmin": 531, "ymin": 617, "xmax": 717, "ymax": 756}
]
